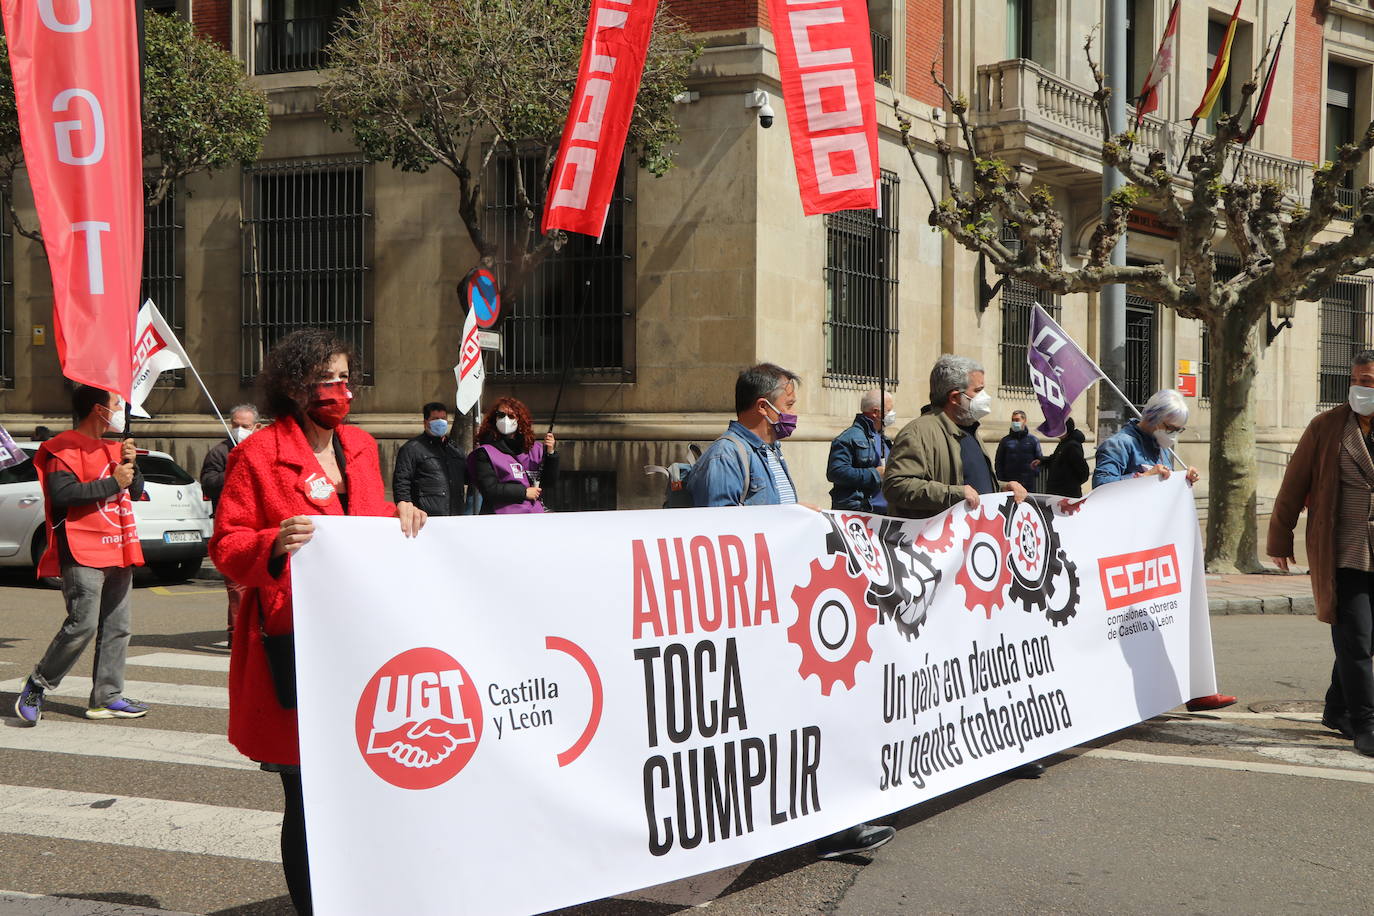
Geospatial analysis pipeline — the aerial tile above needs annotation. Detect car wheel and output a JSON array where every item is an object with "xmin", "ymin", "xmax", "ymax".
[
  {"xmin": 151, "ymin": 559, "xmax": 202, "ymax": 583},
  {"xmin": 29, "ymin": 530, "xmax": 62, "ymax": 589}
]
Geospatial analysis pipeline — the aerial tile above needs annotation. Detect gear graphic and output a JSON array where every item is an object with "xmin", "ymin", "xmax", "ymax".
[
  {"xmin": 1053, "ymin": 497, "xmax": 1087, "ymax": 517},
  {"xmin": 915, "ymin": 514, "xmax": 958, "ymax": 553},
  {"xmin": 788, "ymin": 556, "xmax": 878, "ymax": 695},
  {"xmin": 954, "ymin": 504, "xmax": 1013, "ymax": 618},
  {"xmin": 1043, "ymin": 554, "xmax": 1081, "ymax": 626},
  {"xmin": 1001, "ymin": 500, "xmax": 1065, "ymax": 614},
  {"xmin": 885, "ymin": 547, "xmax": 941, "ymax": 641}
]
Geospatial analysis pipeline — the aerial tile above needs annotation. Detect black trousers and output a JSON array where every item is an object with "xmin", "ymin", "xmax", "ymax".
[
  {"xmin": 280, "ymin": 771, "xmax": 313, "ymax": 915},
  {"xmin": 1326, "ymin": 568, "xmax": 1374, "ymax": 734}
]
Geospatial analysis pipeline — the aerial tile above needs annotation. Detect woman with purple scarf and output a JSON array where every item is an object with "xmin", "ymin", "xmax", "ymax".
[{"xmin": 468, "ymin": 397, "xmax": 559, "ymax": 514}]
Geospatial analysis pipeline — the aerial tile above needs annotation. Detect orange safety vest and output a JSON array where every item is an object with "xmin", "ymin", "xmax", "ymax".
[{"xmin": 34, "ymin": 431, "xmax": 144, "ymax": 575}]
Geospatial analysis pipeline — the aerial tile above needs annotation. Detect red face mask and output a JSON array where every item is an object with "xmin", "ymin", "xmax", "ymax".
[{"xmin": 307, "ymin": 380, "xmax": 353, "ymax": 429}]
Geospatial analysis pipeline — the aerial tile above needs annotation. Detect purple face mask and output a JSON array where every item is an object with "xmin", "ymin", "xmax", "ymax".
[{"xmin": 764, "ymin": 400, "xmax": 799, "ymax": 439}]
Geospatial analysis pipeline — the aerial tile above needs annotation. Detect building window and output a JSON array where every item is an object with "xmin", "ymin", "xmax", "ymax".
[
  {"xmin": 241, "ymin": 158, "xmax": 372, "ymax": 383},
  {"xmin": 1124, "ymin": 293, "xmax": 1157, "ymax": 408},
  {"xmin": 824, "ymin": 170, "xmax": 899, "ymax": 386},
  {"xmin": 1319, "ymin": 276, "xmax": 1374, "ymax": 406},
  {"xmin": 0, "ymin": 208, "xmax": 10, "ymax": 390},
  {"xmin": 998, "ymin": 227, "xmax": 1058, "ymax": 392},
  {"xmin": 545, "ymin": 470, "xmax": 618, "ymax": 512},
  {"xmin": 1204, "ymin": 18, "xmax": 1236, "ymax": 136},
  {"xmin": 1328, "ymin": 61, "xmax": 1358, "ymax": 214},
  {"xmin": 143, "ymin": 187, "xmax": 184, "ymax": 388},
  {"xmin": 145, "ymin": 0, "xmax": 179, "ymax": 15},
  {"xmin": 1007, "ymin": 0, "xmax": 1032, "ymax": 61},
  {"xmin": 869, "ymin": 0, "xmax": 893, "ymax": 87},
  {"xmin": 488, "ymin": 153, "xmax": 631, "ymax": 379},
  {"xmin": 254, "ymin": 0, "xmax": 356, "ymax": 75}
]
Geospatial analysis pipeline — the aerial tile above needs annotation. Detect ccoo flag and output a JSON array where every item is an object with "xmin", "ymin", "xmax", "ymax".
[
  {"xmin": 129, "ymin": 300, "xmax": 191, "ymax": 418},
  {"xmin": 454, "ymin": 307, "xmax": 485, "ymax": 414},
  {"xmin": 1028, "ymin": 305, "xmax": 1105, "ymax": 438}
]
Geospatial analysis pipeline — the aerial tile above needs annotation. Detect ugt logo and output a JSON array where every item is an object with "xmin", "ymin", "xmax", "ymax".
[{"xmin": 354, "ymin": 648, "xmax": 483, "ymax": 790}]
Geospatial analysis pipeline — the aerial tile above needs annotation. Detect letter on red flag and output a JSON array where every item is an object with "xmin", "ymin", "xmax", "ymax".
[
  {"xmin": 543, "ymin": 0, "xmax": 660, "ymax": 239},
  {"xmin": 766, "ymin": 0, "xmax": 879, "ymax": 214},
  {"xmin": 2, "ymin": 0, "xmax": 144, "ymax": 398}
]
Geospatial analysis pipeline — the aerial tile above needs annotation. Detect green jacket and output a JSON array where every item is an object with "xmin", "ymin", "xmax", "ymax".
[{"xmin": 882, "ymin": 410, "xmax": 999, "ymax": 519}]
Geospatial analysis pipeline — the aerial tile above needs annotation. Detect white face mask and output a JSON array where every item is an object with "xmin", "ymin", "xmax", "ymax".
[
  {"xmin": 883, "ymin": 410, "xmax": 897, "ymax": 428},
  {"xmin": 231, "ymin": 426, "xmax": 253, "ymax": 445},
  {"xmin": 101, "ymin": 403, "xmax": 126, "ymax": 434},
  {"xmin": 496, "ymin": 415, "xmax": 519, "ymax": 436},
  {"xmin": 958, "ymin": 390, "xmax": 992, "ymax": 424},
  {"xmin": 1350, "ymin": 385, "xmax": 1374, "ymax": 417},
  {"xmin": 1153, "ymin": 428, "xmax": 1179, "ymax": 450}
]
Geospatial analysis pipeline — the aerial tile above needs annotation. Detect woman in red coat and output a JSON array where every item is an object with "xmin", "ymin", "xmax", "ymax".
[{"xmin": 210, "ymin": 329, "xmax": 425, "ymax": 914}]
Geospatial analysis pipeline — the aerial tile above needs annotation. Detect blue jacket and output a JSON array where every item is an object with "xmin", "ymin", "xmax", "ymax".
[
  {"xmin": 827, "ymin": 414, "xmax": 891, "ymax": 510},
  {"xmin": 686, "ymin": 420, "xmax": 795, "ymax": 507},
  {"xmin": 1092, "ymin": 419, "xmax": 1172, "ymax": 488},
  {"xmin": 994, "ymin": 427, "xmax": 1042, "ymax": 490}
]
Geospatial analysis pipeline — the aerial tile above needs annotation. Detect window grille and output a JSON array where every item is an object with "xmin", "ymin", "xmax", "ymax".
[
  {"xmin": 487, "ymin": 153, "xmax": 631, "ymax": 379},
  {"xmin": 254, "ymin": 0, "xmax": 356, "ymax": 75},
  {"xmin": 1124, "ymin": 292, "xmax": 1157, "ymax": 408},
  {"xmin": 545, "ymin": 470, "xmax": 617, "ymax": 513},
  {"xmin": 998, "ymin": 226, "xmax": 1058, "ymax": 392},
  {"xmin": 143, "ymin": 186, "xmax": 184, "ymax": 388},
  {"xmin": 0, "ymin": 207, "xmax": 11, "ymax": 390},
  {"xmin": 241, "ymin": 158, "xmax": 372, "ymax": 383},
  {"xmin": 824, "ymin": 169, "xmax": 899, "ymax": 386},
  {"xmin": 871, "ymin": 30, "xmax": 892, "ymax": 87},
  {"xmin": 1319, "ymin": 275, "xmax": 1374, "ymax": 406}
]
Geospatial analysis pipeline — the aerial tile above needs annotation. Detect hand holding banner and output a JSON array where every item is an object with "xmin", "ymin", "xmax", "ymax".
[{"xmin": 1028, "ymin": 305, "xmax": 1104, "ymax": 438}]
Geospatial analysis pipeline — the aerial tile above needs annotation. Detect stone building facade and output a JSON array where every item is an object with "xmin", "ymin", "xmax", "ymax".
[{"xmin": 0, "ymin": 0, "xmax": 1366, "ymax": 516}]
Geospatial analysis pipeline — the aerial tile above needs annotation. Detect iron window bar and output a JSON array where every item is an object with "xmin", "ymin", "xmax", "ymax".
[
  {"xmin": 824, "ymin": 169, "xmax": 900, "ymax": 386},
  {"xmin": 142, "ymin": 185, "xmax": 184, "ymax": 388},
  {"xmin": 997, "ymin": 224, "xmax": 1059, "ymax": 393},
  {"xmin": 1319, "ymin": 274, "xmax": 1374, "ymax": 407}
]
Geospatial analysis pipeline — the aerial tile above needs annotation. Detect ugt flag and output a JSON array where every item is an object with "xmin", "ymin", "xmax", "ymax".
[
  {"xmin": 130, "ymin": 300, "xmax": 191, "ymax": 418},
  {"xmin": 1, "ymin": 0, "xmax": 144, "ymax": 398},
  {"xmin": 1029, "ymin": 305, "xmax": 1104, "ymax": 438}
]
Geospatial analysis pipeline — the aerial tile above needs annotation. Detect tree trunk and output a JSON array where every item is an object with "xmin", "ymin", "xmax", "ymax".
[{"xmin": 1203, "ymin": 309, "xmax": 1263, "ymax": 573}]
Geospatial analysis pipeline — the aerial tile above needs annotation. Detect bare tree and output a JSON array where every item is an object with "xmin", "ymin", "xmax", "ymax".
[
  {"xmin": 896, "ymin": 35, "xmax": 1371, "ymax": 573},
  {"xmin": 322, "ymin": 0, "xmax": 698, "ymax": 304}
]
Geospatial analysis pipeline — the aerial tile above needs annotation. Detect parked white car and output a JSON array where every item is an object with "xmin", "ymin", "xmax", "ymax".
[{"xmin": 0, "ymin": 442, "xmax": 213, "ymax": 582}]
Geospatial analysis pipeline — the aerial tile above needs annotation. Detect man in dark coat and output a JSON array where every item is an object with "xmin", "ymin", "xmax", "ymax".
[
  {"xmin": 994, "ymin": 410, "xmax": 1042, "ymax": 492},
  {"xmin": 1040, "ymin": 417, "xmax": 1090, "ymax": 498},
  {"xmin": 393, "ymin": 402, "xmax": 469, "ymax": 517},
  {"xmin": 200, "ymin": 404, "xmax": 259, "ymax": 635},
  {"xmin": 827, "ymin": 388, "xmax": 894, "ymax": 511}
]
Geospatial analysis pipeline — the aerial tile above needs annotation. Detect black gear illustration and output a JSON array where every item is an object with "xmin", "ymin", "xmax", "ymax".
[
  {"xmin": 882, "ymin": 548, "xmax": 941, "ymax": 641},
  {"xmin": 1043, "ymin": 553, "xmax": 1081, "ymax": 627},
  {"xmin": 1000, "ymin": 500, "xmax": 1064, "ymax": 613}
]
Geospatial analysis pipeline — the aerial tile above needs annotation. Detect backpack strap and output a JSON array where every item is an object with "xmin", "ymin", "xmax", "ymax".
[{"xmin": 718, "ymin": 433, "xmax": 752, "ymax": 501}]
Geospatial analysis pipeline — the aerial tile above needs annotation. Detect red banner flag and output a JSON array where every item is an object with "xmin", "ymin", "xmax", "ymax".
[
  {"xmin": 766, "ymin": 0, "xmax": 879, "ymax": 214},
  {"xmin": 1, "ymin": 0, "xmax": 144, "ymax": 398},
  {"xmin": 543, "ymin": 0, "xmax": 659, "ymax": 239}
]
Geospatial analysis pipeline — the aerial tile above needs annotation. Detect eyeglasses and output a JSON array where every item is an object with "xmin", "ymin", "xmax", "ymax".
[
  {"xmin": 496, "ymin": 411, "xmax": 516, "ymax": 420},
  {"xmin": 1162, "ymin": 423, "xmax": 1186, "ymax": 434}
]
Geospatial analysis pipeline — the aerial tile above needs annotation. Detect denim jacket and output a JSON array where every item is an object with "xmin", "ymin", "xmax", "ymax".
[
  {"xmin": 1092, "ymin": 419, "xmax": 1173, "ymax": 488},
  {"xmin": 686, "ymin": 421, "xmax": 795, "ymax": 507}
]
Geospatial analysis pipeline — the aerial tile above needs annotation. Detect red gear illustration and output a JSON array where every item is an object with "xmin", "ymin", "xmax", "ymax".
[
  {"xmin": 955, "ymin": 505, "xmax": 1013, "ymax": 619},
  {"xmin": 1054, "ymin": 497, "xmax": 1087, "ymax": 517},
  {"xmin": 788, "ymin": 556, "xmax": 878, "ymax": 695},
  {"xmin": 915, "ymin": 514, "xmax": 958, "ymax": 553}
]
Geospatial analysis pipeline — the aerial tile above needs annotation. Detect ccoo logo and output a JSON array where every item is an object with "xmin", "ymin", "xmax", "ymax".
[{"xmin": 354, "ymin": 648, "xmax": 483, "ymax": 790}]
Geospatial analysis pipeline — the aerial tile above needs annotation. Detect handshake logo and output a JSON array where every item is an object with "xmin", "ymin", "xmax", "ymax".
[{"xmin": 355, "ymin": 648, "xmax": 484, "ymax": 790}]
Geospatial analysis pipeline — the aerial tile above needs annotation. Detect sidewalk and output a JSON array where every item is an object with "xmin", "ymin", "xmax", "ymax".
[{"xmin": 1207, "ymin": 569, "xmax": 1314, "ymax": 615}]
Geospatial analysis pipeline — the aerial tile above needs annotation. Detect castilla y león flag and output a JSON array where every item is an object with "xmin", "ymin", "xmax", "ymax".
[
  {"xmin": 766, "ymin": 0, "xmax": 879, "ymax": 214},
  {"xmin": 543, "ymin": 0, "xmax": 660, "ymax": 239},
  {"xmin": 1, "ymin": 0, "xmax": 144, "ymax": 398}
]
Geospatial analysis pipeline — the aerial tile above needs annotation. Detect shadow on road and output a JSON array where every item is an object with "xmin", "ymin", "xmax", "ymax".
[
  {"xmin": 206, "ymin": 896, "xmax": 297, "ymax": 915},
  {"xmin": 130, "ymin": 630, "xmax": 230, "ymax": 654}
]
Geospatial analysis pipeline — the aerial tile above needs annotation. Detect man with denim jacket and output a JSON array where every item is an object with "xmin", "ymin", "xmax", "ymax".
[
  {"xmin": 828, "ymin": 389, "xmax": 894, "ymax": 512},
  {"xmin": 685, "ymin": 363, "xmax": 897, "ymax": 860}
]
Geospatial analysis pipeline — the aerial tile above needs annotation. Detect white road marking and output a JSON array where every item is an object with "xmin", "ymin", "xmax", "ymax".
[
  {"xmin": 0, "ymin": 678, "xmax": 227, "ymax": 710},
  {"xmin": 0, "ymin": 785, "xmax": 280, "ymax": 862},
  {"xmin": 1066, "ymin": 746, "xmax": 1374, "ymax": 784},
  {"xmin": 0, "ymin": 720, "xmax": 251, "ymax": 770},
  {"xmin": 127, "ymin": 652, "xmax": 230, "ymax": 673},
  {"xmin": 0, "ymin": 889, "xmax": 196, "ymax": 915}
]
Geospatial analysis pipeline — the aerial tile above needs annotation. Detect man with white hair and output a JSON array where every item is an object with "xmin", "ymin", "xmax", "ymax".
[
  {"xmin": 1092, "ymin": 389, "xmax": 1235, "ymax": 712},
  {"xmin": 827, "ymin": 388, "xmax": 895, "ymax": 511}
]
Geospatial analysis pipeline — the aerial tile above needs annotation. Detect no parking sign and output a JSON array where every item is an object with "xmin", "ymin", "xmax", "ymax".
[{"xmin": 462, "ymin": 267, "xmax": 502, "ymax": 328}]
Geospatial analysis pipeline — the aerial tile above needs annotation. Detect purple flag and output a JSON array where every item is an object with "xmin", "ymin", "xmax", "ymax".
[
  {"xmin": 1028, "ymin": 305, "xmax": 1104, "ymax": 438},
  {"xmin": 0, "ymin": 423, "xmax": 25, "ymax": 472}
]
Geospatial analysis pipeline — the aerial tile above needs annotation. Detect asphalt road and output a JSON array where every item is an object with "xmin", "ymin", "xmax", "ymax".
[{"xmin": 0, "ymin": 574, "xmax": 1366, "ymax": 916}]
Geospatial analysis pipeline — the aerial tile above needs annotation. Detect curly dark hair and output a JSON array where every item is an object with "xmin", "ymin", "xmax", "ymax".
[
  {"xmin": 258, "ymin": 328, "xmax": 355, "ymax": 421},
  {"xmin": 475, "ymin": 397, "xmax": 535, "ymax": 453}
]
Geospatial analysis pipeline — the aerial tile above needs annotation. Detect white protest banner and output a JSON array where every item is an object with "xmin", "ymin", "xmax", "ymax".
[
  {"xmin": 292, "ymin": 476, "xmax": 1215, "ymax": 915},
  {"xmin": 129, "ymin": 299, "xmax": 190, "ymax": 418}
]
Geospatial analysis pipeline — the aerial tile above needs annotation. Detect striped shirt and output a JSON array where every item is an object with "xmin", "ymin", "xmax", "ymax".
[{"xmin": 765, "ymin": 447, "xmax": 797, "ymax": 504}]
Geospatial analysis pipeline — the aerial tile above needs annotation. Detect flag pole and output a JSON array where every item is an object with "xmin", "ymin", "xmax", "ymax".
[
  {"xmin": 183, "ymin": 360, "xmax": 235, "ymax": 441},
  {"xmin": 547, "ymin": 279, "xmax": 593, "ymax": 436},
  {"xmin": 1175, "ymin": 119, "xmax": 1199, "ymax": 177},
  {"xmin": 1231, "ymin": 9, "xmax": 1291, "ymax": 183}
]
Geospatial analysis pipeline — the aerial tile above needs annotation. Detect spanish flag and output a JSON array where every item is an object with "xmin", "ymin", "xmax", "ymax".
[{"xmin": 1192, "ymin": 0, "xmax": 1244, "ymax": 123}]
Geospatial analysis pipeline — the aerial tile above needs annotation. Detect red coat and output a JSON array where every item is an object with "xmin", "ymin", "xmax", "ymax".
[{"xmin": 210, "ymin": 416, "xmax": 396, "ymax": 765}]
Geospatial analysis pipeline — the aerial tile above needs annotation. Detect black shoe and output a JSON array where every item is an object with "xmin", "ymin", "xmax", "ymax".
[
  {"xmin": 1009, "ymin": 761, "xmax": 1045, "ymax": 779},
  {"xmin": 1354, "ymin": 732, "xmax": 1374, "ymax": 758},
  {"xmin": 1322, "ymin": 712, "xmax": 1354, "ymax": 739},
  {"xmin": 816, "ymin": 823, "xmax": 896, "ymax": 859}
]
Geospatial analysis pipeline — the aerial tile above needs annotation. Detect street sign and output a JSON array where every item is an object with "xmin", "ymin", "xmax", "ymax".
[
  {"xmin": 477, "ymin": 330, "xmax": 501, "ymax": 352},
  {"xmin": 463, "ymin": 267, "xmax": 502, "ymax": 329},
  {"xmin": 1177, "ymin": 374, "xmax": 1198, "ymax": 397}
]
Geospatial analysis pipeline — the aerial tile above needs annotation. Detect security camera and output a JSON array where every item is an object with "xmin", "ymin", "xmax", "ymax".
[{"xmin": 745, "ymin": 90, "xmax": 775, "ymax": 129}]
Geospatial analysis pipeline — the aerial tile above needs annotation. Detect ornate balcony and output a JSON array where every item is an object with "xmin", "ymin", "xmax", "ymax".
[{"xmin": 973, "ymin": 58, "xmax": 1311, "ymax": 201}]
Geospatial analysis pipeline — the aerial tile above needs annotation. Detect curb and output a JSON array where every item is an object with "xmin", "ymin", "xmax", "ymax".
[{"xmin": 1209, "ymin": 595, "xmax": 1315, "ymax": 615}]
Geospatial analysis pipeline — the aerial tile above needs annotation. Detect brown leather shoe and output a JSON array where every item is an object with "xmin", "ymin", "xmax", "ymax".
[{"xmin": 1185, "ymin": 693, "xmax": 1238, "ymax": 712}]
